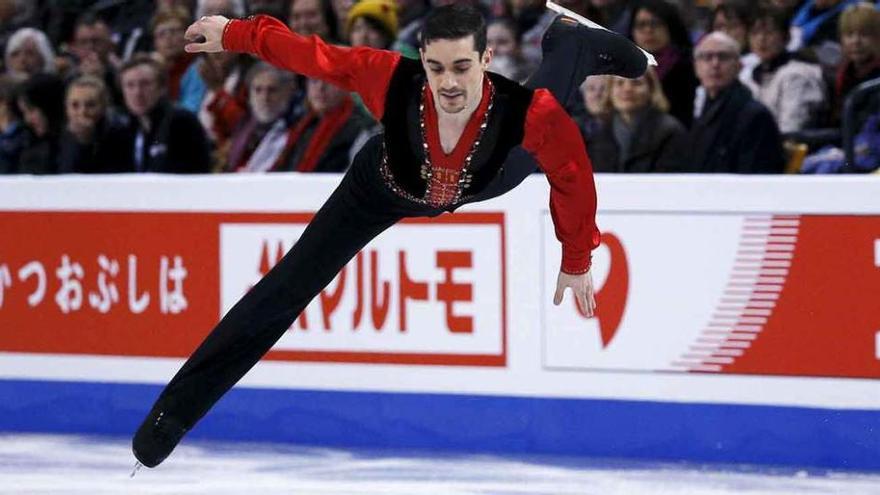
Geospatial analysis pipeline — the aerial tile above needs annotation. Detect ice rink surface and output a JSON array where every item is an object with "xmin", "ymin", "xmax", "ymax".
[{"xmin": 2, "ymin": 433, "xmax": 879, "ymax": 495}]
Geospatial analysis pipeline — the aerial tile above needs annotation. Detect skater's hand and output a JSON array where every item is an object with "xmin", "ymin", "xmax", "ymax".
[
  {"xmin": 553, "ymin": 269, "xmax": 596, "ymax": 318},
  {"xmin": 184, "ymin": 15, "xmax": 230, "ymax": 53}
]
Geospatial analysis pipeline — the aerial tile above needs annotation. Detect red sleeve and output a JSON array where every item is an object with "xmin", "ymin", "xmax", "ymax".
[
  {"xmin": 521, "ymin": 88, "xmax": 601, "ymax": 275},
  {"xmin": 222, "ymin": 15, "xmax": 401, "ymax": 120}
]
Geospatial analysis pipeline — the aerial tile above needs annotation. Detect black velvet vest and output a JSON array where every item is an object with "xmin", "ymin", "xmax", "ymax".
[{"xmin": 380, "ymin": 58, "xmax": 536, "ymax": 205}]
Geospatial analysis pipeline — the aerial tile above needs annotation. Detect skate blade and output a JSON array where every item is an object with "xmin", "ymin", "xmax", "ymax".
[
  {"xmin": 130, "ymin": 461, "xmax": 143, "ymax": 478},
  {"xmin": 545, "ymin": 0, "xmax": 658, "ymax": 67}
]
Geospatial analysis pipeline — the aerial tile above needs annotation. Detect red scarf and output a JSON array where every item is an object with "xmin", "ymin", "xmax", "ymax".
[{"xmin": 281, "ymin": 96, "xmax": 355, "ymax": 172}]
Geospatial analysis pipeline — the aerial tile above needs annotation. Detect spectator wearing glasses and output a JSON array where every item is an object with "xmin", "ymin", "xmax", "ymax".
[
  {"xmin": 68, "ymin": 13, "xmax": 122, "ymax": 106},
  {"xmin": 628, "ymin": 0, "xmax": 699, "ymax": 127},
  {"xmin": 687, "ymin": 31, "xmax": 785, "ymax": 173},
  {"xmin": 151, "ymin": 6, "xmax": 198, "ymax": 102}
]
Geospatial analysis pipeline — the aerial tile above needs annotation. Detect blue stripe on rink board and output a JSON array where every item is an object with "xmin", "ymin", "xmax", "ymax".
[{"xmin": 1, "ymin": 379, "xmax": 878, "ymax": 471}]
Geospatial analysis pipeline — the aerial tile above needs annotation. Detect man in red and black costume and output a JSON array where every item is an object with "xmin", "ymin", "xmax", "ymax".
[{"xmin": 132, "ymin": 3, "xmax": 648, "ymax": 469}]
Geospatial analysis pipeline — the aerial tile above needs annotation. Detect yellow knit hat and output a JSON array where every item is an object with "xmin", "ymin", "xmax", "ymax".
[{"xmin": 346, "ymin": 0, "xmax": 399, "ymax": 39}]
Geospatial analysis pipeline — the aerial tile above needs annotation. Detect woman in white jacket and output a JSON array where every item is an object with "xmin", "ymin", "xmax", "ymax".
[{"xmin": 739, "ymin": 8, "xmax": 827, "ymax": 134}]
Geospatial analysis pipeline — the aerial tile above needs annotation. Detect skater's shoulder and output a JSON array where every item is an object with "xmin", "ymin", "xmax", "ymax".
[{"xmin": 485, "ymin": 71, "xmax": 535, "ymax": 113}]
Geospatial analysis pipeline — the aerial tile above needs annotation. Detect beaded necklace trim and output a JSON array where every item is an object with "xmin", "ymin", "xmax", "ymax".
[{"xmin": 380, "ymin": 79, "xmax": 495, "ymax": 208}]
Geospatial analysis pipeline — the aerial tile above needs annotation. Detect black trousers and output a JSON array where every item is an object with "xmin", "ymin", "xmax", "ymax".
[{"xmin": 148, "ymin": 68, "xmax": 578, "ymax": 430}]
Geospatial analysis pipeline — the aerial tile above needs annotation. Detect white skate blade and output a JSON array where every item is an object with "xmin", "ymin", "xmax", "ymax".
[{"xmin": 546, "ymin": 0, "xmax": 658, "ymax": 67}]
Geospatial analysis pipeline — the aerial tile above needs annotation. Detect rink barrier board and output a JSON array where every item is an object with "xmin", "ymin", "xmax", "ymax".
[
  {"xmin": 0, "ymin": 378, "xmax": 878, "ymax": 471},
  {"xmin": 2, "ymin": 174, "xmax": 880, "ymax": 470}
]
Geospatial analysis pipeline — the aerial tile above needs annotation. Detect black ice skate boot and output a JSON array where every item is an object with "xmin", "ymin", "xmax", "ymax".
[
  {"xmin": 526, "ymin": 10, "xmax": 651, "ymax": 105},
  {"xmin": 132, "ymin": 406, "xmax": 188, "ymax": 468}
]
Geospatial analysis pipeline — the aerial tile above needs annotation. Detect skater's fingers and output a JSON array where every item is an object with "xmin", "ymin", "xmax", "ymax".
[
  {"xmin": 553, "ymin": 285, "xmax": 564, "ymax": 306},
  {"xmin": 185, "ymin": 41, "xmax": 210, "ymax": 53},
  {"xmin": 184, "ymin": 20, "xmax": 206, "ymax": 42},
  {"xmin": 576, "ymin": 289, "xmax": 591, "ymax": 318}
]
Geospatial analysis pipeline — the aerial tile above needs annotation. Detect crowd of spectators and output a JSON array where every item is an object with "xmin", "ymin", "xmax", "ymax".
[{"xmin": 0, "ymin": 0, "xmax": 877, "ymax": 176}]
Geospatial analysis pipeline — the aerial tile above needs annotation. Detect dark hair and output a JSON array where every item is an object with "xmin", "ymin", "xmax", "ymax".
[
  {"xmin": 629, "ymin": 0, "xmax": 693, "ymax": 51},
  {"xmin": 420, "ymin": 3, "xmax": 487, "ymax": 55},
  {"xmin": 488, "ymin": 16, "xmax": 522, "ymax": 42},
  {"xmin": 0, "ymin": 75, "xmax": 20, "ymax": 119},
  {"xmin": 360, "ymin": 16, "xmax": 394, "ymax": 48},
  {"xmin": 711, "ymin": 3, "xmax": 752, "ymax": 32},
  {"xmin": 18, "ymin": 73, "xmax": 65, "ymax": 135},
  {"xmin": 749, "ymin": 8, "xmax": 791, "ymax": 40},
  {"xmin": 320, "ymin": 0, "xmax": 339, "ymax": 42},
  {"xmin": 291, "ymin": 0, "xmax": 339, "ymax": 42},
  {"xmin": 73, "ymin": 11, "xmax": 109, "ymax": 32}
]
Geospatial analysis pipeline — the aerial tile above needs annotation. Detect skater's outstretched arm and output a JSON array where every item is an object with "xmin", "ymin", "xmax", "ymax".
[
  {"xmin": 184, "ymin": 15, "xmax": 400, "ymax": 120},
  {"xmin": 522, "ymin": 88, "xmax": 599, "ymax": 317}
]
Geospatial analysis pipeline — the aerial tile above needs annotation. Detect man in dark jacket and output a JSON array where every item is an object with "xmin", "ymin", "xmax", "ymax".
[
  {"xmin": 686, "ymin": 31, "xmax": 785, "ymax": 174},
  {"xmin": 118, "ymin": 54, "xmax": 212, "ymax": 173}
]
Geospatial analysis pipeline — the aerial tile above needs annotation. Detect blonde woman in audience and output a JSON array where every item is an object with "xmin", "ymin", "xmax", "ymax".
[
  {"xmin": 831, "ymin": 2, "xmax": 880, "ymax": 125},
  {"xmin": 58, "ymin": 75, "xmax": 129, "ymax": 173},
  {"xmin": 588, "ymin": 67, "xmax": 687, "ymax": 172}
]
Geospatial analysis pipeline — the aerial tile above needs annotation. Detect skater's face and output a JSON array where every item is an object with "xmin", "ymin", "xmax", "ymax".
[
  {"xmin": 694, "ymin": 35, "xmax": 741, "ymax": 98},
  {"xmin": 632, "ymin": 9, "xmax": 670, "ymax": 53},
  {"xmin": 420, "ymin": 35, "xmax": 491, "ymax": 115}
]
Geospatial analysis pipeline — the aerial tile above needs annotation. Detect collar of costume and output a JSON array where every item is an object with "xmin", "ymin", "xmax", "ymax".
[{"xmin": 382, "ymin": 76, "xmax": 495, "ymax": 208}]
